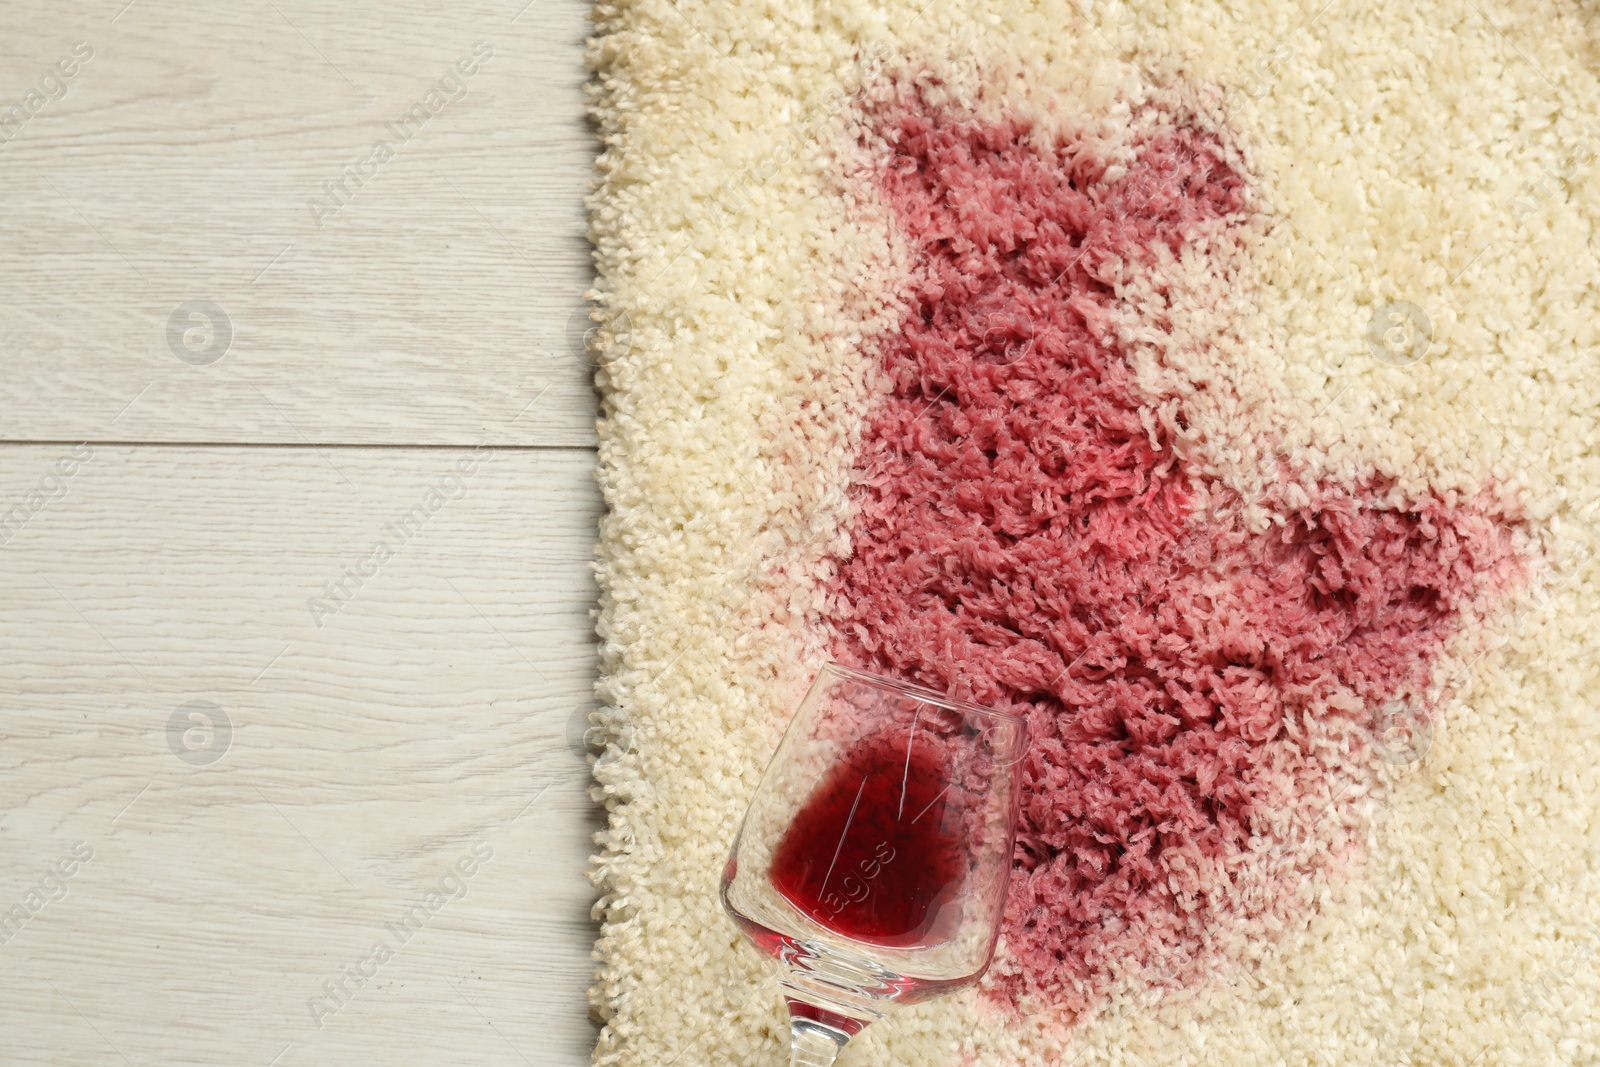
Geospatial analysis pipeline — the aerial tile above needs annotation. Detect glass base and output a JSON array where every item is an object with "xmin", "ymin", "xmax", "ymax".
[{"xmin": 788, "ymin": 1017, "xmax": 849, "ymax": 1067}]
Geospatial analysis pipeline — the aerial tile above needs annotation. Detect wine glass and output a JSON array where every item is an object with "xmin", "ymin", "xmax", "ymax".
[{"xmin": 721, "ymin": 662, "xmax": 1029, "ymax": 1067}]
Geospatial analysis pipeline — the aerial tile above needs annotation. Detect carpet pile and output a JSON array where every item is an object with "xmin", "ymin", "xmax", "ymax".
[{"xmin": 586, "ymin": 2, "xmax": 1600, "ymax": 1063}]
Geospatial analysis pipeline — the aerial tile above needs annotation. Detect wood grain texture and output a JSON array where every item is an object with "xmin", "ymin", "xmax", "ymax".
[
  {"xmin": 0, "ymin": 0, "xmax": 600, "ymax": 446},
  {"xmin": 0, "ymin": 445, "xmax": 604, "ymax": 1066}
]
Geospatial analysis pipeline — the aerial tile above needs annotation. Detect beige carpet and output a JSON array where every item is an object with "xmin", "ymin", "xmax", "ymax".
[{"xmin": 584, "ymin": 1, "xmax": 1600, "ymax": 1063}]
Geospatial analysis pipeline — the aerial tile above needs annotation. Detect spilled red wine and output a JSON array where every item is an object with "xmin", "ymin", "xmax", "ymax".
[{"xmin": 770, "ymin": 731, "xmax": 969, "ymax": 948}]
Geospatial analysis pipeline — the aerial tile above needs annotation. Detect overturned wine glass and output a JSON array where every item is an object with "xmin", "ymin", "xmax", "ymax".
[{"xmin": 721, "ymin": 662, "xmax": 1028, "ymax": 1066}]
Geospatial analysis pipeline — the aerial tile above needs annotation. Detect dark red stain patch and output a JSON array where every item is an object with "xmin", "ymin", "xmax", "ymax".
[{"xmin": 824, "ymin": 93, "xmax": 1523, "ymax": 1014}]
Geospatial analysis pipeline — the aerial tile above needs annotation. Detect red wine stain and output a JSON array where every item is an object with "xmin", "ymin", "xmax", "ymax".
[
  {"xmin": 771, "ymin": 733, "xmax": 968, "ymax": 948},
  {"xmin": 824, "ymin": 87, "xmax": 1526, "ymax": 1015}
]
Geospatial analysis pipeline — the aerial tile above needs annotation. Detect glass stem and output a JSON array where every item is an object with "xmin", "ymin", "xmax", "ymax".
[{"xmin": 788, "ymin": 1018, "xmax": 848, "ymax": 1067}]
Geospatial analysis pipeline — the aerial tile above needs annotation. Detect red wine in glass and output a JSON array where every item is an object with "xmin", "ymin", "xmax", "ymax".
[
  {"xmin": 722, "ymin": 663, "xmax": 1027, "ymax": 1067},
  {"xmin": 769, "ymin": 734, "xmax": 968, "ymax": 947}
]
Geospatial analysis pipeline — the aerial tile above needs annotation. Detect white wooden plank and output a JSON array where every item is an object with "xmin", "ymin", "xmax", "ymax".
[
  {"xmin": 0, "ymin": 444, "xmax": 604, "ymax": 1066},
  {"xmin": 0, "ymin": 0, "xmax": 600, "ymax": 446}
]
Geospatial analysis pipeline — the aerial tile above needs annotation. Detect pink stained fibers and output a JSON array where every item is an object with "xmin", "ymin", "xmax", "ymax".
[{"xmin": 824, "ymin": 96, "xmax": 1523, "ymax": 1015}]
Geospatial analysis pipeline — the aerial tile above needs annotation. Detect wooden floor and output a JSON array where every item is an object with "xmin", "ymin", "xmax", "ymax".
[{"xmin": 0, "ymin": 3, "xmax": 604, "ymax": 1064}]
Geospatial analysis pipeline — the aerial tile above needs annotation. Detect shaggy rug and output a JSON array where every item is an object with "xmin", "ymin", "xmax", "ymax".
[{"xmin": 584, "ymin": 1, "xmax": 1600, "ymax": 1064}]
